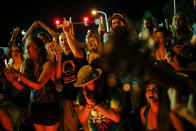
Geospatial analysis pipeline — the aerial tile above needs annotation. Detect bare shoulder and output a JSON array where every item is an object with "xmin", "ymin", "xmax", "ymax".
[
  {"xmin": 42, "ymin": 60, "xmax": 55, "ymax": 69},
  {"xmin": 140, "ymin": 105, "xmax": 148, "ymax": 125},
  {"xmin": 140, "ymin": 105, "xmax": 148, "ymax": 115}
]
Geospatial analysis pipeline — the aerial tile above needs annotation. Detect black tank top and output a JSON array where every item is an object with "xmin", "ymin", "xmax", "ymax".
[{"xmin": 30, "ymin": 66, "xmax": 59, "ymax": 103}]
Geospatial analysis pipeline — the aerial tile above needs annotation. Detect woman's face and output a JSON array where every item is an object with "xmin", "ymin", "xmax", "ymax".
[
  {"xmin": 12, "ymin": 46, "xmax": 22, "ymax": 60},
  {"xmin": 145, "ymin": 83, "xmax": 159, "ymax": 104},
  {"xmin": 87, "ymin": 37, "xmax": 98, "ymax": 51},
  {"xmin": 47, "ymin": 42, "xmax": 55, "ymax": 53},
  {"xmin": 153, "ymin": 32, "xmax": 165, "ymax": 46},
  {"xmin": 26, "ymin": 40, "xmax": 40, "ymax": 59}
]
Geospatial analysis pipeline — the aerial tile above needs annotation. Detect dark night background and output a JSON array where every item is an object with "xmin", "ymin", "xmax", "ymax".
[{"xmin": 0, "ymin": 0, "xmax": 195, "ymax": 47}]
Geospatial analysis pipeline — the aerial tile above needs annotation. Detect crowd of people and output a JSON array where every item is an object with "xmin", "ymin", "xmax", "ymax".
[{"xmin": 0, "ymin": 10, "xmax": 195, "ymax": 131}]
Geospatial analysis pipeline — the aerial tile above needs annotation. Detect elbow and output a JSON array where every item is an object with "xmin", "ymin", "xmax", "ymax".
[
  {"xmin": 78, "ymin": 115, "xmax": 88, "ymax": 123},
  {"xmin": 79, "ymin": 118, "xmax": 88, "ymax": 123},
  {"xmin": 32, "ymin": 82, "xmax": 44, "ymax": 90},
  {"xmin": 17, "ymin": 86, "xmax": 24, "ymax": 91},
  {"xmin": 36, "ymin": 84, "xmax": 43, "ymax": 90},
  {"xmin": 113, "ymin": 115, "xmax": 121, "ymax": 123}
]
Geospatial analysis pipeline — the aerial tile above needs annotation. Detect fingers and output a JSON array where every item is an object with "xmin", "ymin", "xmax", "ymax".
[
  {"xmin": 63, "ymin": 17, "xmax": 72, "ymax": 24},
  {"xmin": 15, "ymin": 27, "xmax": 20, "ymax": 31},
  {"xmin": 4, "ymin": 68, "xmax": 15, "ymax": 81},
  {"xmin": 63, "ymin": 17, "xmax": 67, "ymax": 24}
]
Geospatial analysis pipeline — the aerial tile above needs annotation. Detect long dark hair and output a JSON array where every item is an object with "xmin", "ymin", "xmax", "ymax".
[
  {"xmin": 171, "ymin": 12, "xmax": 193, "ymax": 37},
  {"xmin": 11, "ymin": 43, "xmax": 24, "ymax": 60},
  {"xmin": 157, "ymin": 85, "xmax": 174, "ymax": 131},
  {"xmin": 94, "ymin": 75, "xmax": 108, "ymax": 104},
  {"xmin": 84, "ymin": 73, "xmax": 109, "ymax": 105},
  {"xmin": 143, "ymin": 81, "xmax": 174, "ymax": 131},
  {"xmin": 22, "ymin": 36, "xmax": 47, "ymax": 79}
]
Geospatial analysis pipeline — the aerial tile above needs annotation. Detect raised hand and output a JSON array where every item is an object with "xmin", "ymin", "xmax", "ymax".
[
  {"xmin": 4, "ymin": 67, "xmax": 16, "ymax": 81},
  {"xmin": 98, "ymin": 22, "xmax": 105, "ymax": 34},
  {"xmin": 11, "ymin": 27, "xmax": 20, "ymax": 37},
  {"xmin": 59, "ymin": 17, "xmax": 73, "ymax": 33}
]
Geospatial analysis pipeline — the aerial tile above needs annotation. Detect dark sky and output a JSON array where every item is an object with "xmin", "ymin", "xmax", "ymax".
[{"xmin": 0, "ymin": 0, "xmax": 168, "ymax": 46}]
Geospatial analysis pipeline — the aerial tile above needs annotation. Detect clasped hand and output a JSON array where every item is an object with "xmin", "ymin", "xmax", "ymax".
[
  {"xmin": 83, "ymin": 88, "xmax": 96, "ymax": 107},
  {"xmin": 4, "ymin": 67, "xmax": 20, "ymax": 81}
]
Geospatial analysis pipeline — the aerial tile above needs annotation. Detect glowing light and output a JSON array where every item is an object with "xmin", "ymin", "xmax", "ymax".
[
  {"xmin": 54, "ymin": 18, "xmax": 61, "ymax": 26},
  {"xmin": 92, "ymin": 10, "xmax": 97, "ymax": 15},
  {"xmin": 21, "ymin": 30, "xmax": 26, "ymax": 35},
  {"xmin": 83, "ymin": 17, "xmax": 89, "ymax": 22},
  {"xmin": 122, "ymin": 83, "xmax": 131, "ymax": 92},
  {"xmin": 55, "ymin": 20, "xmax": 60, "ymax": 25}
]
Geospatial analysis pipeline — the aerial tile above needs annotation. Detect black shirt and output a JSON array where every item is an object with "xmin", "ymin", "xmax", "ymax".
[{"xmin": 61, "ymin": 49, "xmax": 88, "ymax": 100}]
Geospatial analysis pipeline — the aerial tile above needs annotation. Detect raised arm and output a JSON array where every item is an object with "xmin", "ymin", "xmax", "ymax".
[
  {"xmin": 55, "ymin": 43, "xmax": 63, "ymax": 79},
  {"xmin": 38, "ymin": 20, "xmax": 58, "ymax": 40},
  {"xmin": 60, "ymin": 17, "xmax": 84, "ymax": 58},
  {"xmin": 22, "ymin": 21, "xmax": 39, "ymax": 44},
  {"xmin": 98, "ymin": 21, "xmax": 106, "ymax": 42},
  {"xmin": 6, "ymin": 27, "xmax": 20, "ymax": 57},
  {"xmin": 97, "ymin": 40, "xmax": 104, "ymax": 56}
]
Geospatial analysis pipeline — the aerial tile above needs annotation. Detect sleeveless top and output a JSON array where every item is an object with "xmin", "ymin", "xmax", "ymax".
[
  {"xmin": 144, "ymin": 106, "xmax": 177, "ymax": 131},
  {"xmin": 152, "ymin": 50, "xmax": 174, "ymax": 70},
  {"xmin": 30, "ymin": 66, "xmax": 59, "ymax": 104},
  {"xmin": 144, "ymin": 106, "xmax": 156, "ymax": 131}
]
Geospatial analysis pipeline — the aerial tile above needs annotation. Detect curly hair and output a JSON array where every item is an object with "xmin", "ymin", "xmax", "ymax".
[
  {"xmin": 22, "ymin": 36, "xmax": 47, "ymax": 79},
  {"xmin": 143, "ymin": 81, "xmax": 176, "ymax": 131},
  {"xmin": 171, "ymin": 12, "xmax": 193, "ymax": 37}
]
